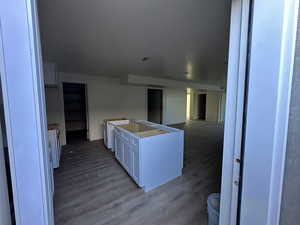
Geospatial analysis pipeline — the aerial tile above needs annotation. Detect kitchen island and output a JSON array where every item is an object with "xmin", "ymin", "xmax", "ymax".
[{"xmin": 113, "ymin": 120, "xmax": 184, "ymax": 192}]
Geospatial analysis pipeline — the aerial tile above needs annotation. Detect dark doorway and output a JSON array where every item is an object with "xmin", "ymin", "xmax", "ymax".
[
  {"xmin": 63, "ymin": 83, "xmax": 87, "ymax": 144},
  {"xmin": 198, "ymin": 94, "xmax": 206, "ymax": 120},
  {"xmin": 147, "ymin": 89, "xmax": 163, "ymax": 124}
]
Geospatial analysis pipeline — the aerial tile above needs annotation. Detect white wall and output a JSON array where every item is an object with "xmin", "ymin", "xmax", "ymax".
[
  {"xmin": 45, "ymin": 73, "xmax": 147, "ymax": 145},
  {"xmin": 206, "ymin": 92, "xmax": 220, "ymax": 121},
  {"xmin": 191, "ymin": 92, "xmax": 199, "ymax": 120},
  {"xmin": 163, "ymin": 88, "xmax": 187, "ymax": 125},
  {"xmin": 45, "ymin": 88, "xmax": 63, "ymax": 125},
  {"xmin": 190, "ymin": 90, "xmax": 203, "ymax": 120},
  {"xmin": 218, "ymin": 92, "xmax": 226, "ymax": 122},
  {"xmin": 44, "ymin": 73, "xmax": 190, "ymax": 145}
]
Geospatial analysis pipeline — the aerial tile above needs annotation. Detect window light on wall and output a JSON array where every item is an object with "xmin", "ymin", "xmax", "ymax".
[{"xmin": 186, "ymin": 89, "xmax": 191, "ymax": 120}]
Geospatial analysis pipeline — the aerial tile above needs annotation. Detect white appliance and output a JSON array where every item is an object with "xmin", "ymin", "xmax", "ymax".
[
  {"xmin": 48, "ymin": 128, "xmax": 61, "ymax": 169},
  {"xmin": 103, "ymin": 119, "xmax": 129, "ymax": 150}
]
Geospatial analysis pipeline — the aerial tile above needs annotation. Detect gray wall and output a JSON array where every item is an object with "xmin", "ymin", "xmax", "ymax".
[
  {"xmin": 280, "ymin": 11, "xmax": 300, "ymax": 225},
  {"xmin": 38, "ymin": 0, "xmax": 231, "ymax": 85}
]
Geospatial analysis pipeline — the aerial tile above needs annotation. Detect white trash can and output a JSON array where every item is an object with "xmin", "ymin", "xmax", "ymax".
[{"xmin": 207, "ymin": 193, "xmax": 220, "ymax": 225}]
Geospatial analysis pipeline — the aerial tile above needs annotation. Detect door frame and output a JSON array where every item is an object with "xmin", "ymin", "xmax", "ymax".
[
  {"xmin": 219, "ymin": 0, "xmax": 251, "ymax": 224},
  {"xmin": 62, "ymin": 82, "xmax": 88, "ymax": 143},
  {"xmin": 221, "ymin": 1, "xmax": 299, "ymax": 225},
  {"xmin": 58, "ymin": 79, "xmax": 90, "ymax": 145},
  {"xmin": 146, "ymin": 87, "xmax": 164, "ymax": 124},
  {"xmin": 239, "ymin": 0, "xmax": 299, "ymax": 225},
  {"xmin": 0, "ymin": 0, "xmax": 54, "ymax": 225}
]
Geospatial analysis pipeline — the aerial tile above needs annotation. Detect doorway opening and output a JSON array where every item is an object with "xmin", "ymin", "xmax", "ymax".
[
  {"xmin": 147, "ymin": 89, "xmax": 163, "ymax": 124},
  {"xmin": 33, "ymin": 0, "xmax": 246, "ymax": 223},
  {"xmin": 63, "ymin": 83, "xmax": 88, "ymax": 144},
  {"xmin": 198, "ymin": 94, "xmax": 207, "ymax": 120}
]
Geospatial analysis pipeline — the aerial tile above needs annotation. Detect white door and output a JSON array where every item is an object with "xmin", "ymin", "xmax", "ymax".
[
  {"xmin": 239, "ymin": 1, "xmax": 299, "ymax": 225},
  {"xmin": 0, "ymin": 123, "xmax": 11, "ymax": 225}
]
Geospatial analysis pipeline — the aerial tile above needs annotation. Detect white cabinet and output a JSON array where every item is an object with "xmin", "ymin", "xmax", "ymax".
[
  {"xmin": 115, "ymin": 131, "xmax": 139, "ymax": 181},
  {"xmin": 43, "ymin": 62, "xmax": 58, "ymax": 87},
  {"xmin": 48, "ymin": 129, "xmax": 61, "ymax": 169},
  {"xmin": 113, "ymin": 120, "xmax": 184, "ymax": 192},
  {"xmin": 103, "ymin": 119, "xmax": 129, "ymax": 150}
]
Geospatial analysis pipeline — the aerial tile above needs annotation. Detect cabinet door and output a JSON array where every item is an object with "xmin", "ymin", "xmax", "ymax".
[
  {"xmin": 115, "ymin": 134, "xmax": 123, "ymax": 162},
  {"xmin": 123, "ymin": 142, "xmax": 133, "ymax": 174},
  {"xmin": 132, "ymin": 148, "xmax": 139, "ymax": 183}
]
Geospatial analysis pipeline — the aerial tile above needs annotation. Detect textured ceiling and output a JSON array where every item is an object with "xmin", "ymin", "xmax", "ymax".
[{"xmin": 38, "ymin": 0, "xmax": 231, "ymax": 86}]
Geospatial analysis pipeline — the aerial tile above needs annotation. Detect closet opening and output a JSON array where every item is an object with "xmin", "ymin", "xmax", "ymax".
[{"xmin": 63, "ymin": 83, "xmax": 88, "ymax": 144}]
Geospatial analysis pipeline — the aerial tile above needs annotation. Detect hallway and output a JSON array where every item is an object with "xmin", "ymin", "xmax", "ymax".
[{"xmin": 54, "ymin": 121, "xmax": 224, "ymax": 225}]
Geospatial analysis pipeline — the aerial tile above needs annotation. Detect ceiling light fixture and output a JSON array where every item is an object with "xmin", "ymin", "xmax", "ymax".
[{"xmin": 141, "ymin": 57, "xmax": 150, "ymax": 62}]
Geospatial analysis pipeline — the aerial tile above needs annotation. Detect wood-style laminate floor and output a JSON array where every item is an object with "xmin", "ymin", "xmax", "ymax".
[{"xmin": 54, "ymin": 121, "xmax": 224, "ymax": 225}]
